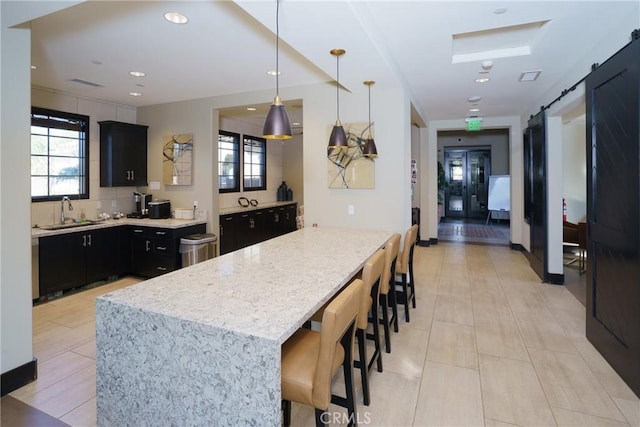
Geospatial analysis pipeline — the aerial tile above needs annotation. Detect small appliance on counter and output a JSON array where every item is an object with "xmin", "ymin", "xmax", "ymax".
[
  {"xmin": 149, "ymin": 200, "xmax": 171, "ymax": 219},
  {"xmin": 128, "ymin": 192, "xmax": 152, "ymax": 218}
]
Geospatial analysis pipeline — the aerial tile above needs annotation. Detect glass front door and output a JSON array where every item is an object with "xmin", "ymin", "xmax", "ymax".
[{"xmin": 444, "ymin": 149, "xmax": 491, "ymax": 219}]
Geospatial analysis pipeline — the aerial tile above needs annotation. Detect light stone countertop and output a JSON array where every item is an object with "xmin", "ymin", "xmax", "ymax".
[
  {"xmin": 219, "ymin": 200, "xmax": 297, "ymax": 216},
  {"xmin": 98, "ymin": 226, "xmax": 391, "ymax": 343},
  {"xmin": 31, "ymin": 217, "xmax": 207, "ymax": 238}
]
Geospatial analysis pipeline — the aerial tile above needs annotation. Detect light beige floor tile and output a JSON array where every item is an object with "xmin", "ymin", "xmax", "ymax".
[
  {"xmin": 550, "ymin": 308, "xmax": 586, "ymax": 339},
  {"xmin": 71, "ymin": 339, "xmax": 96, "ymax": 360},
  {"xmin": 538, "ymin": 283, "xmax": 585, "ymax": 316},
  {"xmin": 484, "ymin": 418, "xmax": 519, "ymax": 427},
  {"xmin": 436, "ymin": 277, "xmax": 471, "ymax": 298},
  {"xmin": 413, "ymin": 361, "xmax": 484, "ymax": 427},
  {"xmin": 551, "ymin": 406, "xmax": 631, "ymax": 426},
  {"xmin": 60, "ymin": 396, "xmax": 97, "ymax": 427},
  {"xmin": 612, "ymin": 397, "xmax": 640, "ymax": 427},
  {"xmin": 426, "ymin": 321, "xmax": 477, "ymax": 369},
  {"xmin": 529, "ymin": 348, "xmax": 626, "ymax": 422},
  {"xmin": 433, "ymin": 294, "xmax": 474, "ymax": 326},
  {"xmin": 365, "ymin": 371, "xmax": 421, "ymax": 426},
  {"xmin": 33, "ymin": 320, "xmax": 95, "ymax": 363},
  {"xmin": 475, "ymin": 315, "xmax": 529, "ymax": 361},
  {"xmin": 514, "ymin": 311, "xmax": 578, "ymax": 353},
  {"xmin": 382, "ymin": 327, "xmax": 429, "ymax": 378},
  {"xmin": 478, "ymin": 354, "xmax": 556, "ymax": 426},
  {"xmin": 10, "ymin": 351, "xmax": 94, "ymax": 401},
  {"xmin": 19, "ymin": 365, "xmax": 96, "ymax": 418},
  {"xmin": 502, "ymin": 286, "xmax": 549, "ymax": 314},
  {"xmin": 571, "ymin": 337, "xmax": 639, "ymax": 402}
]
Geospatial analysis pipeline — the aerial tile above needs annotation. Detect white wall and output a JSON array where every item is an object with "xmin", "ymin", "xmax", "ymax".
[
  {"xmin": 31, "ymin": 87, "xmax": 137, "ymax": 227},
  {"xmin": 563, "ymin": 120, "xmax": 587, "ymax": 223},
  {"xmin": 282, "ymin": 134, "xmax": 304, "ymax": 208},
  {"xmin": 411, "ymin": 124, "xmax": 420, "ymax": 209},
  {"xmin": 1, "ymin": 21, "xmax": 33, "ymax": 374}
]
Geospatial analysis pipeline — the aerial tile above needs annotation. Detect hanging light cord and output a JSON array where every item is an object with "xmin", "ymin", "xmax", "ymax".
[
  {"xmin": 336, "ymin": 54, "xmax": 340, "ymax": 120},
  {"xmin": 368, "ymin": 84, "xmax": 371, "ymax": 127},
  {"xmin": 275, "ymin": 0, "xmax": 280, "ymax": 96}
]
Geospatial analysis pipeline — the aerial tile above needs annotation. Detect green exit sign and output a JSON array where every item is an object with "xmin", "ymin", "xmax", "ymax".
[{"xmin": 467, "ymin": 119, "xmax": 482, "ymax": 131}]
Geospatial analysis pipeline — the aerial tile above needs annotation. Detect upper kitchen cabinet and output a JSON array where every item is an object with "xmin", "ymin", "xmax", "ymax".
[{"xmin": 99, "ymin": 120, "xmax": 148, "ymax": 187}]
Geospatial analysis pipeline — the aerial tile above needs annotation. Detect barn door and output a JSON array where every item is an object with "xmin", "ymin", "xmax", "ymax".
[
  {"xmin": 586, "ymin": 32, "xmax": 640, "ymax": 397},
  {"xmin": 525, "ymin": 111, "xmax": 548, "ymax": 282}
]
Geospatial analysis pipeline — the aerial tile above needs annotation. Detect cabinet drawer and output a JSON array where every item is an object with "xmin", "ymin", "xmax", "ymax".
[{"xmin": 153, "ymin": 239, "xmax": 172, "ymax": 255}]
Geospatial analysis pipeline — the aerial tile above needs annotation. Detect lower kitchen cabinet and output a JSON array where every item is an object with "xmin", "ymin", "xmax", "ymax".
[
  {"xmin": 39, "ymin": 228, "xmax": 118, "ymax": 296},
  {"xmin": 130, "ymin": 224, "xmax": 205, "ymax": 278},
  {"xmin": 220, "ymin": 202, "xmax": 297, "ymax": 255}
]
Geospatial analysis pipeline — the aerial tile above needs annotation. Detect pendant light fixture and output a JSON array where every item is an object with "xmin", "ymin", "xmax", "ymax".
[
  {"xmin": 263, "ymin": 0, "xmax": 292, "ymax": 140},
  {"xmin": 363, "ymin": 80, "xmax": 378, "ymax": 158},
  {"xmin": 328, "ymin": 48, "xmax": 348, "ymax": 149}
]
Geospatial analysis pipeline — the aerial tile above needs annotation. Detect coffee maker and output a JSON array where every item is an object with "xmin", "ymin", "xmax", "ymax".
[{"xmin": 129, "ymin": 192, "xmax": 152, "ymax": 218}]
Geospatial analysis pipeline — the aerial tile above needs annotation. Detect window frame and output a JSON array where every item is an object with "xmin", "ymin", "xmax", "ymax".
[
  {"xmin": 242, "ymin": 134, "xmax": 267, "ymax": 192},
  {"xmin": 31, "ymin": 107, "xmax": 90, "ymax": 202},
  {"xmin": 218, "ymin": 130, "xmax": 241, "ymax": 193}
]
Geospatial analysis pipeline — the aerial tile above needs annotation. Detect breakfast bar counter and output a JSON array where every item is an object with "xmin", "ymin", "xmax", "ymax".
[{"xmin": 95, "ymin": 227, "xmax": 392, "ymax": 425}]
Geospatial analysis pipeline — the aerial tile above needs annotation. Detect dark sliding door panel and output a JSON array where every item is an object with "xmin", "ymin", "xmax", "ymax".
[
  {"xmin": 586, "ymin": 34, "xmax": 640, "ymax": 398},
  {"xmin": 525, "ymin": 111, "xmax": 547, "ymax": 282}
]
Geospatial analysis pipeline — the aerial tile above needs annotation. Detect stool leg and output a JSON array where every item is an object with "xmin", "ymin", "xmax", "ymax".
[
  {"xmin": 342, "ymin": 326, "xmax": 357, "ymax": 427},
  {"xmin": 371, "ymin": 298, "xmax": 383, "ymax": 373},
  {"xmin": 315, "ymin": 408, "xmax": 327, "ymax": 427},
  {"xmin": 409, "ymin": 256, "xmax": 417, "ymax": 309},
  {"xmin": 390, "ymin": 280, "xmax": 399, "ymax": 332},
  {"xmin": 355, "ymin": 328, "xmax": 370, "ymax": 406},
  {"xmin": 282, "ymin": 400, "xmax": 291, "ymax": 427},
  {"xmin": 399, "ymin": 273, "xmax": 410, "ymax": 322},
  {"xmin": 380, "ymin": 293, "xmax": 391, "ymax": 353}
]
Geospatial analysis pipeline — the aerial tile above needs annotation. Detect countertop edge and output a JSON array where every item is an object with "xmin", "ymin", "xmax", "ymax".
[{"xmin": 32, "ymin": 218, "xmax": 208, "ymax": 238}]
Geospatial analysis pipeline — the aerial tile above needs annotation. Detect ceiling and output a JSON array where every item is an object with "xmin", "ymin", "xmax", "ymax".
[{"xmin": 28, "ymin": 1, "xmax": 638, "ymax": 129}]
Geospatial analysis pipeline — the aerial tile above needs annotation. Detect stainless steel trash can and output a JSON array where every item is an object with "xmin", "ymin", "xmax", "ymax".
[{"xmin": 180, "ymin": 233, "xmax": 217, "ymax": 267}]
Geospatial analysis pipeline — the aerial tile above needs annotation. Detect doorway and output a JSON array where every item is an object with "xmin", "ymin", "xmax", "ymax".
[{"xmin": 444, "ymin": 149, "xmax": 490, "ymax": 219}]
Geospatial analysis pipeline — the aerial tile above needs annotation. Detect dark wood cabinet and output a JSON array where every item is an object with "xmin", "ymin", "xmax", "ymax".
[
  {"xmin": 130, "ymin": 224, "xmax": 205, "ymax": 278},
  {"xmin": 99, "ymin": 120, "xmax": 148, "ymax": 187},
  {"xmin": 39, "ymin": 228, "xmax": 117, "ymax": 296},
  {"xmin": 219, "ymin": 203, "xmax": 297, "ymax": 255}
]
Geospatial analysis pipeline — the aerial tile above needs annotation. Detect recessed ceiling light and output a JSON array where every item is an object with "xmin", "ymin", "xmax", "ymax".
[
  {"xmin": 266, "ymin": 70, "xmax": 281, "ymax": 76},
  {"xmin": 164, "ymin": 12, "xmax": 188, "ymax": 24},
  {"xmin": 129, "ymin": 71, "xmax": 146, "ymax": 77},
  {"xmin": 470, "ymin": 108, "xmax": 480, "ymax": 112},
  {"xmin": 246, "ymin": 107, "xmax": 257, "ymax": 111},
  {"xmin": 468, "ymin": 96, "xmax": 482, "ymax": 103},
  {"xmin": 475, "ymin": 77, "xmax": 490, "ymax": 83},
  {"xmin": 519, "ymin": 70, "xmax": 542, "ymax": 82},
  {"xmin": 292, "ymin": 122, "xmax": 301, "ymax": 126},
  {"xmin": 494, "ymin": 7, "xmax": 508, "ymax": 14},
  {"xmin": 92, "ymin": 60, "xmax": 103, "ymax": 65},
  {"xmin": 30, "ymin": 65, "xmax": 37, "ymax": 70},
  {"xmin": 478, "ymin": 70, "xmax": 490, "ymax": 75},
  {"xmin": 129, "ymin": 92, "xmax": 142, "ymax": 97}
]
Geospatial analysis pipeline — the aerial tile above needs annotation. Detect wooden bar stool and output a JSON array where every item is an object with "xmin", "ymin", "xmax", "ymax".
[
  {"xmin": 379, "ymin": 233, "xmax": 401, "ymax": 353},
  {"xmin": 281, "ymin": 279, "xmax": 363, "ymax": 427},
  {"xmin": 395, "ymin": 225, "xmax": 418, "ymax": 322},
  {"xmin": 355, "ymin": 249, "xmax": 385, "ymax": 406}
]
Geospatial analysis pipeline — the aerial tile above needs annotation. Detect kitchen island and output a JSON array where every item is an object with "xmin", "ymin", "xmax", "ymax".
[{"xmin": 95, "ymin": 226, "xmax": 392, "ymax": 425}]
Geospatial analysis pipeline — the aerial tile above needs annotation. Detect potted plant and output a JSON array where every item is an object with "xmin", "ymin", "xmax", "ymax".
[{"xmin": 437, "ymin": 161, "xmax": 447, "ymax": 222}]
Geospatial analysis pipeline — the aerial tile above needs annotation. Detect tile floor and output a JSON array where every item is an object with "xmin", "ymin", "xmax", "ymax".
[{"xmin": 10, "ymin": 243, "xmax": 640, "ymax": 426}]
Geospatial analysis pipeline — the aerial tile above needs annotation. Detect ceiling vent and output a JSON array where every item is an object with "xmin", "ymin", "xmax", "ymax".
[{"xmin": 67, "ymin": 78, "xmax": 103, "ymax": 88}]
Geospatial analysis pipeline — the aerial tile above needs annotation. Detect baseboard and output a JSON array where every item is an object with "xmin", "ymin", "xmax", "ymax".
[
  {"xmin": 547, "ymin": 273, "xmax": 564, "ymax": 285},
  {"xmin": 429, "ymin": 238, "xmax": 438, "ymax": 245},
  {"xmin": 510, "ymin": 242, "xmax": 525, "ymax": 251},
  {"xmin": 417, "ymin": 239, "xmax": 430, "ymax": 247},
  {"xmin": 1, "ymin": 358, "xmax": 37, "ymax": 396}
]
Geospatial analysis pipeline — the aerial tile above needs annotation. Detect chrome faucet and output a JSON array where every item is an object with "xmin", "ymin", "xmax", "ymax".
[{"xmin": 61, "ymin": 196, "xmax": 74, "ymax": 224}]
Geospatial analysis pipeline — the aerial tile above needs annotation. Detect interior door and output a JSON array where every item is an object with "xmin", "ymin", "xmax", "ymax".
[
  {"xmin": 525, "ymin": 111, "xmax": 548, "ymax": 282},
  {"xmin": 444, "ymin": 149, "xmax": 490, "ymax": 219},
  {"xmin": 586, "ymin": 34, "xmax": 640, "ymax": 397}
]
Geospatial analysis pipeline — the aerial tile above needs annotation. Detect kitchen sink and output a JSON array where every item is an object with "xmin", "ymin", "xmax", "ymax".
[{"xmin": 39, "ymin": 220, "xmax": 97, "ymax": 230}]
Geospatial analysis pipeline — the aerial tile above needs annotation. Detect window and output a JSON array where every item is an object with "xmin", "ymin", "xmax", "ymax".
[
  {"xmin": 218, "ymin": 130, "xmax": 240, "ymax": 193},
  {"xmin": 31, "ymin": 107, "xmax": 89, "ymax": 201},
  {"xmin": 243, "ymin": 135, "xmax": 266, "ymax": 191}
]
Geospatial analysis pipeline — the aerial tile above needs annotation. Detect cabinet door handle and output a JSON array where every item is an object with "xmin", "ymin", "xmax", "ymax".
[
  {"xmin": 146, "ymin": 240, "xmax": 150, "ymax": 252},
  {"xmin": 157, "ymin": 266, "xmax": 167, "ymax": 271},
  {"xmin": 286, "ymin": 213, "xmax": 290, "ymax": 220},
  {"xmin": 220, "ymin": 225, "xmax": 224, "ymax": 236},
  {"xmin": 275, "ymin": 214, "xmax": 279, "ymax": 222},
  {"xmin": 82, "ymin": 235, "xmax": 87, "ymax": 247},
  {"xmin": 155, "ymin": 231, "xmax": 166, "ymax": 235},
  {"xmin": 133, "ymin": 229, "xmax": 144, "ymax": 233},
  {"xmin": 157, "ymin": 246, "xmax": 167, "ymax": 251},
  {"xmin": 249, "ymin": 218, "xmax": 255, "ymax": 229},
  {"xmin": 131, "ymin": 170, "xmax": 135, "ymax": 181},
  {"xmin": 87, "ymin": 234, "xmax": 92, "ymax": 247}
]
